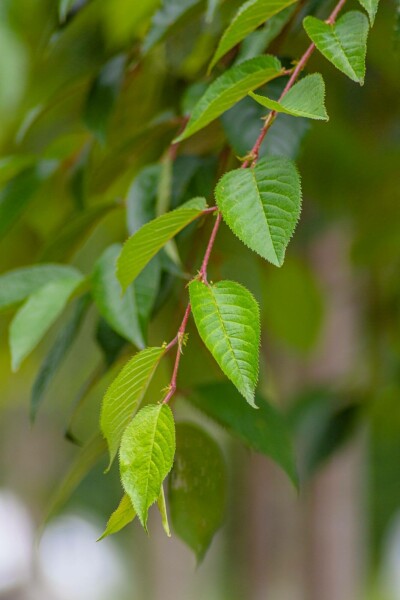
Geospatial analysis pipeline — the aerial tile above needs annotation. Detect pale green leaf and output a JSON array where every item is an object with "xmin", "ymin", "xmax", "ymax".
[
  {"xmin": 120, "ymin": 404, "xmax": 176, "ymax": 529},
  {"xmin": 101, "ymin": 347, "xmax": 165, "ymax": 468},
  {"xmin": 92, "ymin": 244, "xmax": 145, "ymax": 348},
  {"xmin": 175, "ymin": 56, "xmax": 283, "ymax": 142},
  {"xmin": 216, "ymin": 156, "xmax": 302, "ymax": 267},
  {"xmin": 157, "ymin": 485, "xmax": 171, "ymax": 537},
  {"xmin": 358, "ymin": 0, "xmax": 379, "ymax": 25},
  {"xmin": 10, "ymin": 275, "xmax": 83, "ymax": 371},
  {"xmin": 209, "ymin": 0, "xmax": 297, "ymax": 71},
  {"xmin": 117, "ymin": 197, "xmax": 207, "ymax": 292},
  {"xmin": 190, "ymin": 382, "xmax": 298, "ymax": 486},
  {"xmin": 303, "ymin": 11, "xmax": 369, "ymax": 84},
  {"xmin": 0, "ymin": 264, "xmax": 82, "ymax": 311},
  {"xmin": 31, "ymin": 295, "xmax": 90, "ymax": 422},
  {"xmin": 169, "ymin": 422, "xmax": 226, "ymax": 560},
  {"xmin": 98, "ymin": 494, "xmax": 136, "ymax": 540},
  {"xmin": 249, "ymin": 73, "xmax": 329, "ymax": 121},
  {"xmin": 189, "ymin": 280, "xmax": 260, "ymax": 407}
]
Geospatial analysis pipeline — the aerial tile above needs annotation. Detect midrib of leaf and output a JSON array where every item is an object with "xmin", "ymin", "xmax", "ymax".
[
  {"xmin": 329, "ymin": 26, "xmax": 358, "ymax": 80},
  {"xmin": 249, "ymin": 168, "xmax": 279, "ymax": 265},
  {"xmin": 143, "ymin": 406, "xmax": 163, "ymax": 511}
]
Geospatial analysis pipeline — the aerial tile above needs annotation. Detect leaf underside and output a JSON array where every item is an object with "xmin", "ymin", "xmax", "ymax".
[{"xmin": 98, "ymin": 493, "xmax": 136, "ymax": 540}]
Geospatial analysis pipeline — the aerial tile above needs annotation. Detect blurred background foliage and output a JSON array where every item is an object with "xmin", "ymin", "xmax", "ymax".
[{"xmin": 0, "ymin": 0, "xmax": 399, "ymax": 598}]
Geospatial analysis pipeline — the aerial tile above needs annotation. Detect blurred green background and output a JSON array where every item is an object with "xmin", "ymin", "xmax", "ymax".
[{"xmin": 0, "ymin": 0, "xmax": 399, "ymax": 599}]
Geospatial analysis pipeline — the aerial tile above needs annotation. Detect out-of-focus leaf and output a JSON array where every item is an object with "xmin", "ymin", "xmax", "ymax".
[
  {"xmin": 169, "ymin": 422, "xmax": 226, "ymax": 560},
  {"xmin": 102, "ymin": 0, "xmax": 161, "ymax": 47},
  {"xmin": 157, "ymin": 485, "xmax": 171, "ymax": 537},
  {"xmin": 0, "ymin": 162, "xmax": 57, "ymax": 238},
  {"xmin": 95, "ymin": 319, "xmax": 127, "ymax": 367},
  {"xmin": 31, "ymin": 294, "xmax": 90, "ymax": 422},
  {"xmin": 101, "ymin": 347, "xmax": 166, "ymax": 467},
  {"xmin": 98, "ymin": 494, "xmax": 136, "ymax": 540},
  {"xmin": 84, "ymin": 54, "xmax": 126, "ymax": 143},
  {"xmin": 58, "ymin": 0, "xmax": 79, "ymax": 23},
  {"xmin": 0, "ymin": 19, "xmax": 27, "ymax": 115},
  {"xmin": 120, "ymin": 404, "xmax": 175, "ymax": 529},
  {"xmin": 0, "ymin": 264, "xmax": 82, "ymax": 311},
  {"xmin": 209, "ymin": 0, "xmax": 297, "ymax": 71},
  {"xmin": 92, "ymin": 244, "xmax": 145, "ymax": 348},
  {"xmin": 10, "ymin": 274, "xmax": 83, "ymax": 371},
  {"xmin": 45, "ymin": 434, "xmax": 106, "ymax": 520},
  {"xmin": 190, "ymin": 382, "xmax": 298, "ymax": 486},
  {"xmin": 126, "ymin": 164, "xmax": 161, "ymax": 234},
  {"xmin": 39, "ymin": 202, "xmax": 117, "ymax": 262},
  {"xmin": 175, "ymin": 56, "xmax": 283, "ymax": 142},
  {"xmin": 143, "ymin": 0, "xmax": 204, "ymax": 53}
]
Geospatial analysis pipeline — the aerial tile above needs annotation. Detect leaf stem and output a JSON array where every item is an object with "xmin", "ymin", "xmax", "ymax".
[{"xmin": 162, "ymin": 0, "xmax": 348, "ymax": 402}]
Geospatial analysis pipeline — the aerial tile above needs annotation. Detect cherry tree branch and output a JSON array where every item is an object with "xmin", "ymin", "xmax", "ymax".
[{"xmin": 162, "ymin": 0, "xmax": 348, "ymax": 403}]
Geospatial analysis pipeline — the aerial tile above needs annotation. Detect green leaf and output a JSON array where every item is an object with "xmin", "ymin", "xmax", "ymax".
[
  {"xmin": 117, "ymin": 197, "xmax": 207, "ymax": 292},
  {"xmin": 59, "ymin": 0, "xmax": 78, "ymax": 22},
  {"xmin": 190, "ymin": 382, "xmax": 297, "ymax": 486},
  {"xmin": 216, "ymin": 156, "xmax": 301, "ymax": 267},
  {"xmin": 143, "ymin": 0, "xmax": 203, "ymax": 53},
  {"xmin": 175, "ymin": 56, "xmax": 283, "ymax": 142},
  {"xmin": 0, "ymin": 264, "xmax": 82, "ymax": 311},
  {"xmin": 303, "ymin": 11, "xmax": 369, "ymax": 85},
  {"xmin": 92, "ymin": 244, "xmax": 145, "ymax": 348},
  {"xmin": 209, "ymin": 0, "xmax": 297, "ymax": 71},
  {"xmin": 189, "ymin": 280, "xmax": 260, "ymax": 407},
  {"xmin": 126, "ymin": 164, "xmax": 161, "ymax": 234},
  {"xmin": 157, "ymin": 485, "xmax": 171, "ymax": 537},
  {"xmin": 169, "ymin": 422, "xmax": 226, "ymax": 560},
  {"xmin": 120, "ymin": 404, "xmax": 176, "ymax": 529},
  {"xmin": 45, "ymin": 434, "xmax": 106, "ymax": 520},
  {"xmin": 249, "ymin": 73, "xmax": 328, "ymax": 121},
  {"xmin": 84, "ymin": 55, "xmax": 126, "ymax": 143},
  {"xmin": 358, "ymin": 0, "xmax": 379, "ymax": 25},
  {"xmin": 31, "ymin": 295, "xmax": 90, "ymax": 422},
  {"xmin": 9, "ymin": 274, "xmax": 83, "ymax": 371},
  {"xmin": 98, "ymin": 494, "xmax": 136, "ymax": 540},
  {"xmin": 101, "ymin": 347, "xmax": 165, "ymax": 468}
]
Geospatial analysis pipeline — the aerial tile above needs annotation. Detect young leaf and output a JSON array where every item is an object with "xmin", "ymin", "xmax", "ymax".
[
  {"xmin": 84, "ymin": 54, "xmax": 126, "ymax": 143},
  {"xmin": 190, "ymin": 382, "xmax": 298, "ymax": 486},
  {"xmin": 0, "ymin": 264, "xmax": 83, "ymax": 311},
  {"xmin": 98, "ymin": 494, "xmax": 136, "ymax": 540},
  {"xmin": 9, "ymin": 275, "xmax": 83, "ymax": 371},
  {"xmin": 157, "ymin": 485, "xmax": 171, "ymax": 537},
  {"xmin": 215, "ymin": 156, "xmax": 301, "ymax": 267},
  {"xmin": 169, "ymin": 423, "xmax": 226, "ymax": 560},
  {"xmin": 209, "ymin": 0, "xmax": 297, "ymax": 71},
  {"xmin": 189, "ymin": 280, "xmax": 260, "ymax": 407},
  {"xmin": 92, "ymin": 244, "xmax": 145, "ymax": 349},
  {"xmin": 101, "ymin": 346, "xmax": 165, "ymax": 468},
  {"xmin": 120, "ymin": 404, "xmax": 176, "ymax": 529},
  {"xmin": 31, "ymin": 294, "xmax": 90, "ymax": 422},
  {"xmin": 303, "ymin": 11, "xmax": 369, "ymax": 85},
  {"xmin": 249, "ymin": 73, "xmax": 329, "ymax": 121},
  {"xmin": 175, "ymin": 56, "xmax": 283, "ymax": 142},
  {"xmin": 117, "ymin": 197, "xmax": 207, "ymax": 292},
  {"xmin": 143, "ymin": 0, "xmax": 203, "ymax": 53},
  {"xmin": 358, "ymin": 0, "xmax": 379, "ymax": 26}
]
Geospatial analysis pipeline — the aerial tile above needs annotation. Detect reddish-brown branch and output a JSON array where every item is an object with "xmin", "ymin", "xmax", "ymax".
[{"xmin": 161, "ymin": 0, "xmax": 348, "ymax": 403}]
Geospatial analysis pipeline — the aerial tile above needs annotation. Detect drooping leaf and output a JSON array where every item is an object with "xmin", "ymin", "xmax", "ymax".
[
  {"xmin": 117, "ymin": 197, "xmax": 207, "ymax": 292},
  {"xmin": 189, "ymin": 280, "xmax": 260, "ymax": 407},
  {"xmin": 190, "ymin": 382, "xmax": 297, "ymax": 486},
  {"xmin": 9, "ymin": 274, "xmax": 83, "ymax": 371},
  {"xmin": 96, "ymin": 319, "xmax": 127, "ymax": 367},
  {"xmin": 175, "ymin": 56, "xmax": 283, "ymax": 142},
  {"xmin": 45, "ymin": 434, "xmax": 107, "ymax": 520},
  {"xmin": 126, "ymin": 164, "xmax": 161, "ymax": 234},
  {"xmin": 143, "ymin": 0, "xmax": 204, "ymax": 53},
  {"xmin": 169, "ymin": 422, "xmax": 226, "ymax": 560},
  {"xmin": 39, "ymin": 202, "xmax": 117, "ymax": 262},
  {"xmin": 157, "ymin": 485, "xmax": 171, "ymax": 537},
  {"xmin": 84, "ymin": 54, "xmax": 126, "ymax": 143},
  {"xmin": 31, "ymin": 294, "xmax": 90, "ymax": 422},
  {"xmin": 120, "ymin": 404, "xmax": 176, "ymax": 529},
  {"xmin": 0, "ymin": 264, "xmax": 82, "ymax": 311},
  {"xmin": 358, "ymin": 0, "xmax": 379, "ymax": 25},
  {"xmin": 209, "ymin": 0, "xmax": 297, "ymax": 71},
  {"xmin": 249, "ymin": 73, "xmax": 329, "ymax": 121},
  {"xmin": 303, "ymin": 11, "xmax": 369, "ymax": 84},
  {"xmin": 216, "ymin": 156, "xmax": 301, "ymax": 267},
  {"xmin": 101, "ymin": 347, "xmax": 165, "ymax": 467},
  {"xmin": 98, "ymin": 494, "xmax": 136, "ymax": 540},
  {"xmin": 58, "ymin": 0, "xmax": 78, "ymax": 22},
  {"xmin": 92, "ymin": 244, "xmax": 145, "ymax": 348}
]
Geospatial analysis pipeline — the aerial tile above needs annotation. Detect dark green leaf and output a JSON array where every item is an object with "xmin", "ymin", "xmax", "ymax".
[{"xmin": 143, "ymin": 0, "xmax": 204, "ymax": 53}]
